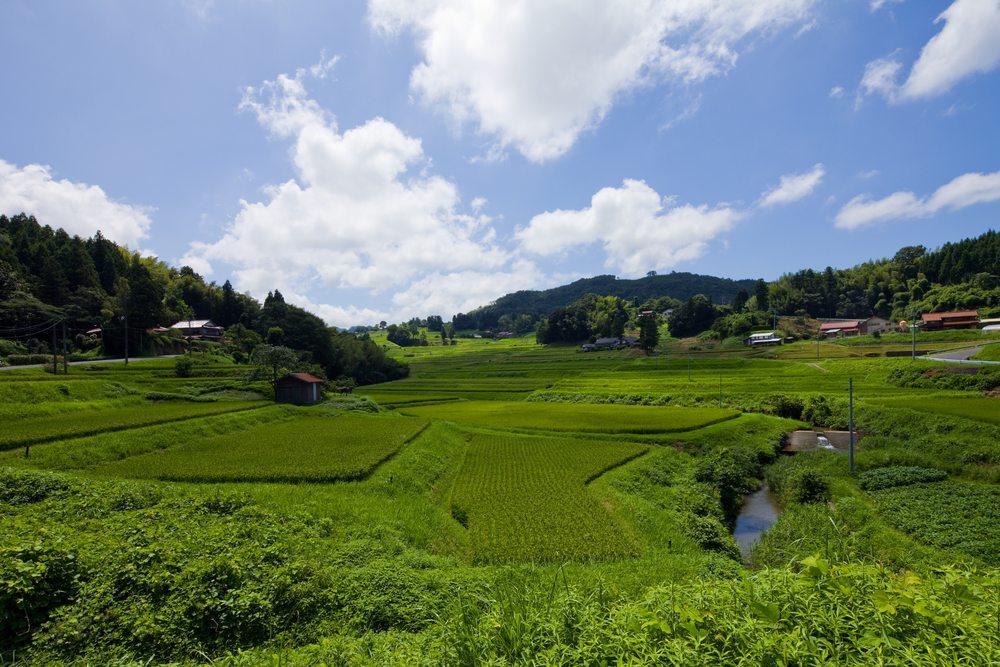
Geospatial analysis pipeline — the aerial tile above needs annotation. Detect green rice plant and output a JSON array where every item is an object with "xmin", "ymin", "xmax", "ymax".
[
  {"xmin": 0, "ymin": 406, "xmax": 294, "ymax": 470},
  {"xmin": 96, "ymin": 414, "xmax": 429, "ymax": 483},
  {"xmin": 873, "ymin": 481, "xmax": 1000, "ymax": 565},
  {"xmin": 399, "ymin": 401, "xmax": 738, "ymax": 434},
  {"xmin": 874, "ymin": 396, "xmax": 1000, "ymax": 425},
  {"xmin": 1, "ymin": 400, "xmax": 266, "ymax": 451},
  {"xmin": 450, "ymin": 432, "xmax": 648, "ymax": 562}
]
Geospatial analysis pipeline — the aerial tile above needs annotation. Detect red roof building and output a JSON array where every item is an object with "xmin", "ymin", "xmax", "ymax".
[
  {"xmin": 921, "ymin": 311, "xmax": 980, "ymax": 331},
  {"xmin": 819, "ymin": 320, "xmax": 863, "ymax": 337}
]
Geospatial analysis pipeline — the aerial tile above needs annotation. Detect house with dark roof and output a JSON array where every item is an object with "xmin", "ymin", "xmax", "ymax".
[{"xmin": 275, "ymin": 372, "xmax": 324, "ymax": 405}]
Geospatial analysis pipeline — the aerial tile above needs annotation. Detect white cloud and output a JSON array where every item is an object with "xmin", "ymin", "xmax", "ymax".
[
  {"xmin": 857, "ymin": 54, "xmax": 903, "ymax": 105},
  {"xmin": 516, "ymin": 179, "xmax": 742, "ymax": 277},
  {"xmin": 829, "ymin": 85, "xmax": 845, "ymax": 98},
  {"xmin": 859, "ymin": 0, "xmax": 1000, "ymax": 104},
  {"xmin": 835, "ymin": 170, "xmax": 1000, "ymax": 229},
  {"xmin": 390, "ymin": 260, "xmax": 546, "ymax": 318},
  {"xmin": 183, "ymin": 59, "xmax": 514, "ymax": 327},
  {"xmin": 0, "ymin": 159, "xmax": 152, "ymax": 247},
  {"xmin": 858, "ymin": 169, "xmax": 881, "ymax": 179},
  {"xmin": 902, "ymin": 0, "xmax": 1000, "ymax": 99},
  {"xmin": 870, "ymin": 0, "xmax": 903, "ymax": 13},
  {"xmin": 370, "ymin": 0, "xmax": 816, "ymax": 162},
  {"xmin": 759, "ymin": 163, "xmax": 825, "ymax": 207}
]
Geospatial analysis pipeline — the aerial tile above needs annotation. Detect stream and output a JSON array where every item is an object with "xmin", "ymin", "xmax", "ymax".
[{"xmin": 732, "ymin": 482, "xmax": 781, "ymax": 559}]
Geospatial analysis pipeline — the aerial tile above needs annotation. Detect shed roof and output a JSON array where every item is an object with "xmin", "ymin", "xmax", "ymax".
[
  {"xmin": 280, "ymin": 372, "xmax": 324, "ymax": 384},
  {"xmin": 820, "ymin": 320, "xmax": 861, "ymax": 331},
  {"xmin": 170, "ymin": 319, "xmax": 219, "ymax": 329}
]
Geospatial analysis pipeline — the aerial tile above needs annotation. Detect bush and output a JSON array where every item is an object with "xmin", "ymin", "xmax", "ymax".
[
  {"xmin": 1, "ymin": 541, "xmax": 81, "ymax": 648},
  {"xmin": 0, "ymin": 468, "xmax": 74, "ymax": 505},
  {"xmin": 175, "ymin": 356, "xmax": 194, "ymax": 378},
  {"xmin": 5, "ymin": 354, "xmax": 54, "ymax": 366},
  {"xmin": 857, "ymin": 466, "xmax": 947, "ymax": 491},
  {"xmin": 767, "ymin": 458, "xmax": 831, "ymax": 504}
]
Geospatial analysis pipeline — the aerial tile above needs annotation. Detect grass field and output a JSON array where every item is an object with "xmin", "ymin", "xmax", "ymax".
[
  {"xmin": 96, "ymin": 414, "xmax": 428, "ymax": 483},
  {"xmin": 872, "ymin": 395, "xmax": 1000, "ymax": 425},
  {"xmin": 873, "ymin": 481, "xmax": 1000, "ymax": 565},
  {"xmin": 0, "ymin": 399, "xmax": 266, "ymax": 451},
  {"xmin": 450, "ymin": 432, "xmax": 648, "ymax": 562},
  {"xmin": 399, "ymin": 400, "xmax": 739, "ymax": 434},
  {"xmin": 5, "ymin": 337, "xmax": 1000, "ymax": 664},
  {"xmin": 972, "ymin": 343, "xmax": 1000, "ymax": 361}
]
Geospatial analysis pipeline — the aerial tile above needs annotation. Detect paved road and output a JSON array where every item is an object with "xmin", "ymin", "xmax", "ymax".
[
  {"xmin": 922, "ymin": 345, "xmax": 1000, "ymax": 365},
  {"xmin": 0, "ymin": 355, "xmax": 179, "ymax": 371}
]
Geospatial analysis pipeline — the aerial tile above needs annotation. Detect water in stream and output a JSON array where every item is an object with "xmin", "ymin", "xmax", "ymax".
[{"xmin": 733, "ymin": 482, "xmax": 781, "ymax": 559}]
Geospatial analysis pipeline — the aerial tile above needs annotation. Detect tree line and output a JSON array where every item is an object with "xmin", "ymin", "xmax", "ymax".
[{"xmin": 0, "ymin": 214, "xmax": 407, "ymax": 385}]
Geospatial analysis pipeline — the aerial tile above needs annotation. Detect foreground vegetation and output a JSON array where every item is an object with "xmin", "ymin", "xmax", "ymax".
[{"xmin": 4, "ymin": 324, "xmax": 1000, "ymax": 665}]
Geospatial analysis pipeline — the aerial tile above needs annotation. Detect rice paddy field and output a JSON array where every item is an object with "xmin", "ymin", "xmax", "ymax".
[{"xmin": 4, "ymin": 331, "xmax": 1000, "ymax": 664}]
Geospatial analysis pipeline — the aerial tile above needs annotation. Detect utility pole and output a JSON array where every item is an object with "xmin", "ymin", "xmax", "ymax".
[
  {"xmin": 62, "ymin": 320, "xmax": 68, "ymax": 374},
  {"xmin": 123, "ymin": 305, "xmax": 129, "ymax": 367},
  {"xmin": 910, "ymin": 308, "xmax": 917, "ymax": 360},
  {"xmin": 688, "ymin": 355, "xmax": 691, "ymax": 382},
  {"xmin": 772, "ymin": 309, "xmax": 777, "ymax": 331},
  {"xmin": 816, "ymin": 328, "xmax": 820, "ymax": 361},
  {"xmin": 848, "ymin": 377, "xmax": 855, "ymax": 475},
  {"xmin": 51, "ymin": 324, "xmax": 58, "ymax": 374}
]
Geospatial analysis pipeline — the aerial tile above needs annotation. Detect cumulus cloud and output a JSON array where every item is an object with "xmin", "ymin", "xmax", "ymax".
[
  {"xmin": 835, "ymin": 170, "xmax": 1000, "ymax": 229},
  {"xmin": 859, "ymin": 0, "xmax": 1000, "ymax": 104},
  {"xmin": 390, "ymin": 260, "xmax": 546, "ymax": 319},
  {"xmin": 0, "ymin": 159, "xmax": 152, "ymax": 247},
  {"xmin": 516, "ymin": 179, "xmax": 742, "ymax": 277},
  {"xmin": 369, "ymin": 0, "xmax": 816, "ymax": 162},
  {"xmin": 759, "ymin": 163, "xmax": 825, "ymax": 207},
  {"xmin": 183, "ymin": 59, "xmax": 515, "ymax": 327}
]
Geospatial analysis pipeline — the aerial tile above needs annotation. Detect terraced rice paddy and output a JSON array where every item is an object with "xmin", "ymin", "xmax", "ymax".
[
  {"xmin": 399, "ymin": 400, "xmax": 739, "ymax": 434},
  {"xmin": 873, "ymin": 396, "xmax": 1000, "ymax": 426},
  {"xmin": 450, "ymin": 432, "xmax": 649, "ymax": 562},
  {"xmin": 0, "ymin": 400, "xmax": 265, "ymax": 450},
  {"xmin": 96, "ymin": 414, "xmax": 428, "ymax": 482}
]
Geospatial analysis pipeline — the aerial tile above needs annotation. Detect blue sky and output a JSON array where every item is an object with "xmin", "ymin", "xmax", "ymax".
[{"xmin": 2, "ymin": 0, "xmax": 999, "ymax": 326}]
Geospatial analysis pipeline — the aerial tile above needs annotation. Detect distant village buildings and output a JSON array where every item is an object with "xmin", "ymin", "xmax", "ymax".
[{"xmin": 169, "ymin": 319, "xmax": 225, "ymax": 342}]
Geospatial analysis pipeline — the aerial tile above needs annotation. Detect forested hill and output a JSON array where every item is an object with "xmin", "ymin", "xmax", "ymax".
[
  {"xmin": 0, "ymin": 213, "xmax": 407, "ymax": 384},
  {"xmin": 454, "ymin": 272, "xmax": 757, "ymax": 329}
]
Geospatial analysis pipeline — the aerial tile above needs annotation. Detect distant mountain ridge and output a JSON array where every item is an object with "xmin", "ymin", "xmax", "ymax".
[{"xmin": 454, "ymin": 272, "xmax": 757, "ymax": 328}]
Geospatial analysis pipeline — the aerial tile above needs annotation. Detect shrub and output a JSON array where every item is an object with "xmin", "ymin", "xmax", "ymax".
[
  {"xmin": 0, "ymin": 468, "xmax": 74, "ymax": 505},
  {"xmin": 857, "ymin": 466, "xmax": 947, "ymax": 491},
  {"xmin": 175, "ymin": 356, "xmax": 194, "ymax": 378},
  {"xmin": 5, "ymin": 354, "xmax": 54, "ymax": 366},
  {"xmin": 0, "ymin": 541, "xmax": 81, "ymax": 649},
  {"xmin": 767, "ymin": 458, "xmax": 831, "ymax": 504}
]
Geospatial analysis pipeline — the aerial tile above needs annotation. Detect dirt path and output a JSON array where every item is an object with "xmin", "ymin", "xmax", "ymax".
[{"xmin": 805, "ymin": 362, "xmax": 829, "ymax": 372}]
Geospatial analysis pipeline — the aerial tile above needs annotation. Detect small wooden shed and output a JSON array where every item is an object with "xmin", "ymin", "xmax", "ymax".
[{"xmin": 275, "ymin": 372, "xmax": 324, "ymax": 405}]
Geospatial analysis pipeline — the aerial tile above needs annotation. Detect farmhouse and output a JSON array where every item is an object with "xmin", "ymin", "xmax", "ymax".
[
  {"xmin": 744, "ymin": 331, "xmax": 782, "ymax": 346},
  {"xmin": 921, "ymin": 311, "xmax": 980, "ymax": 331},
  {"xmin": 862, "ymin": 316, "xmax": 894, "ymax": 335},
  {"xmin": 581, "ymin": 336, "xmax": 640, "ymax": 352},
  {"xmin": 275, "ymin": 372, "xmax": 324, "ymax": 405},
  {"xmin": 170, "ymin": 319, "xmax": 225, "ymax": 342},
  {"xmin": 819, "ymin": 320, "xmax": 863, "ymax": 338}
]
